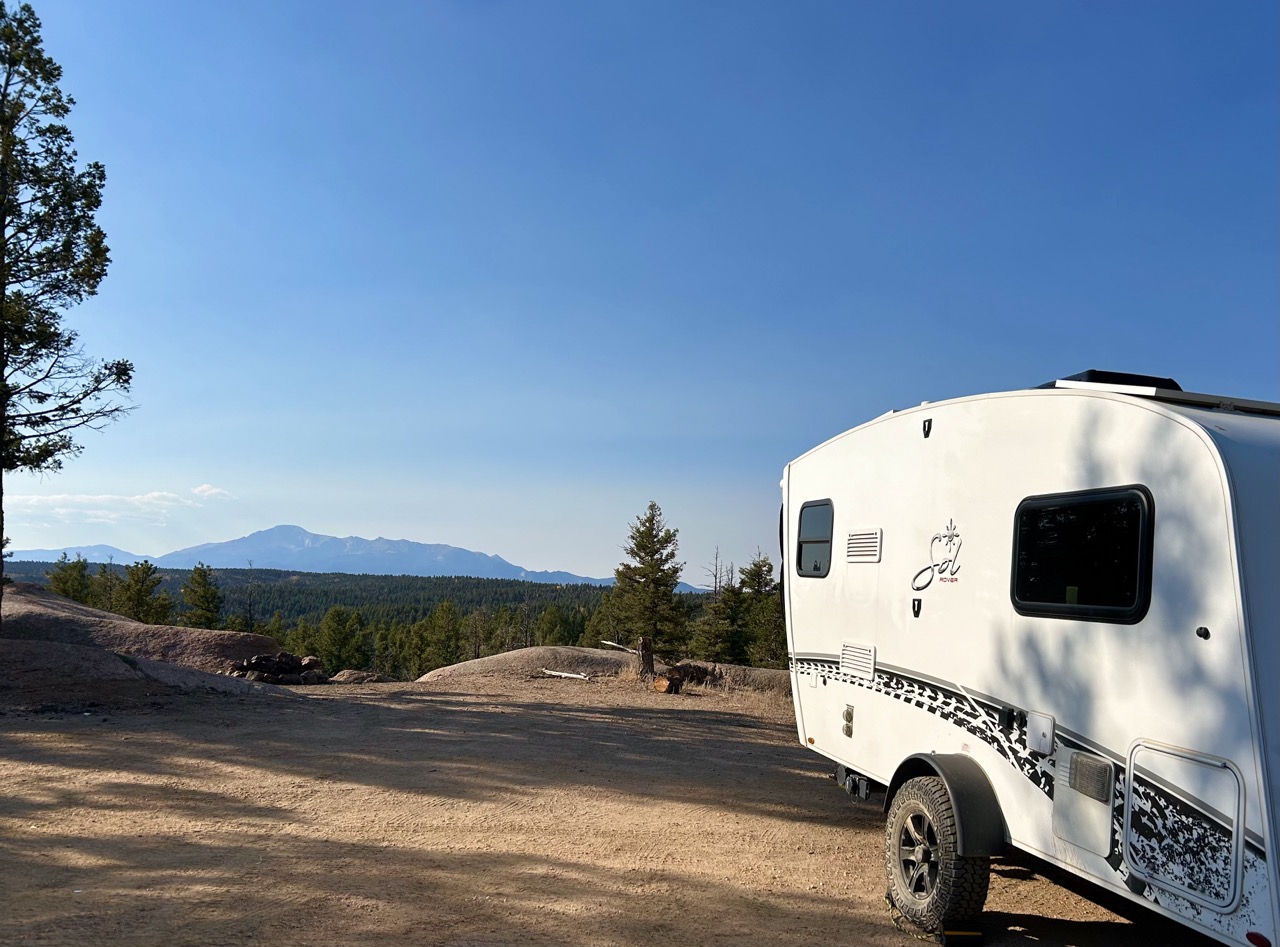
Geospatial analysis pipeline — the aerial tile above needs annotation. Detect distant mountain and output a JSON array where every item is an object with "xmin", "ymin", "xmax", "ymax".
[
  {"xmin": 157, "ymin": 525, "xmax": 614, "ymax": 583},
  {"xmin": 8, "ymin": 543, "xmax": 147, "ymax": 564},
  {"xmin": 10, "ymin": 526, "xmax": 718, "ymax": 590},
  {"xmin": 13, "ymin": 525, "xmax": 608, "ymax": 585}
]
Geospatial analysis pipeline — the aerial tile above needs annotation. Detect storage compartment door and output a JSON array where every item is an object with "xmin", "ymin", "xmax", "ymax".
[{"xmin": 1123, "ymin": 741, "xmax": 1245, "ymax": 912}]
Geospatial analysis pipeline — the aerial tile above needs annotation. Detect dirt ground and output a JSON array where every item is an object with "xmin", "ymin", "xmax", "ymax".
[
  {"xmin": 0, "ymin": 584, "xmax": 1214, "ymax": 947},
  {"xmin": 0, "ymin": 673, "xmax": 1215, "ymax": 947}
]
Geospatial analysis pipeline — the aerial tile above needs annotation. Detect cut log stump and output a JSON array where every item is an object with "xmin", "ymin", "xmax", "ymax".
[{"xmin": 653, "ymin": 667, "xmax": 684, "ymax": 695}]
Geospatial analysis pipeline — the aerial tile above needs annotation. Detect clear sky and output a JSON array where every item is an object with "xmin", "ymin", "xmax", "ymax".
[{"xmin": 5, "ymin": 0, "xmax": 1277, "ymax": 580}]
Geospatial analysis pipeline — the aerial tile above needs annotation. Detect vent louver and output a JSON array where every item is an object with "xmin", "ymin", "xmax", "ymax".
[
  {"xmin": 846, "ymin": 529, "xmax": 883, "ymax": 563},
  {"xmin": 1068, "ymin": 752, "xmax": 1112, "ymax": 803},
  {"xmin": 840, "ymin": 642, "xmax": 876, "ymax": 680}
]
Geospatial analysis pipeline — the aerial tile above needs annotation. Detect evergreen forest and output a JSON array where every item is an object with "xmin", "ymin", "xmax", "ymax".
[{"xmin": 9, "ymin": 502, "xmax": 787, "ymax": 682}]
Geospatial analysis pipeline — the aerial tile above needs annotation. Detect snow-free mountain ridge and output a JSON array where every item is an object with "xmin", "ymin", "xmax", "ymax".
[{"xmin": 11, "ymin": 525, "xmax": 610, "ymax": 585}]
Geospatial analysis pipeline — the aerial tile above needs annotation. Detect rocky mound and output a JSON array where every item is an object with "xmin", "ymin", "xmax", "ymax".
[
  {"xmin": 418, "ymin": 646, "xmax": 636, "ymax": 683},
  {"xmin": 0, "ymin": 636, "xmax": 280, "ymax": 710},
  {"xmin": 0, "ymin": 584, "xmax": 298, "ymax": 709},
  {"xmin": 417, "ymin": 646, "xmax": 792, "ymax": 695},
  {"xmin": 1, "ymin": 583, "xmax": 283, "ymax": 673},
  {"xmin": 678, "ymin": 660, "xmax": 792, "ymax": 695}
]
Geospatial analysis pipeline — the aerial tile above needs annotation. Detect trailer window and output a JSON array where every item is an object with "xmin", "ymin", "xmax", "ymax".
[
  {"xmin": 1012, "ymin": 486, "xmax": 1153, "ymax": 623},
  {"xmin": 797, "ymin": 501, "xmax": 833, "ymax": 578}
]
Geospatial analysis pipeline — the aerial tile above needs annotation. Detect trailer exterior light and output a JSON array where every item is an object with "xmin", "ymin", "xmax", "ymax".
[{"xmin": 1245, "ymin": 933, "xmax": 1270, "ymax": 947}]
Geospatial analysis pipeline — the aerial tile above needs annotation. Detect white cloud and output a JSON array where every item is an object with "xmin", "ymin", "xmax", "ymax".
[
  {"xmin": 7, "ymin": 492, "xmax": 196, "ymax": 528},
  {"xmin": 191, "ymin": 483, "xmax": 234, "ymax": 500}
]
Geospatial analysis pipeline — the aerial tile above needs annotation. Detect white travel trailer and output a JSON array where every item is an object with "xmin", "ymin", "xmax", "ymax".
[{"xmin": 781, "ymin": 371, "xmax": 1278, "ymax": 946}]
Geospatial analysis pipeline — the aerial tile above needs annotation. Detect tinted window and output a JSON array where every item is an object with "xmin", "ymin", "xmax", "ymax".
[
  {"xmin": 1012, "ymin": 486, "xmax": 1153, "ymax": 623},
  {"xmin": 797, "ymin": 501, "xmax": 833, "ymax": 578}
]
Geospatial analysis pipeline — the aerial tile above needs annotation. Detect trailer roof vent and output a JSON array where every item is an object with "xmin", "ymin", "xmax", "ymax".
[
  {"xmin": 1036, "ymin": 370, "xmax": 1280, "ymax": 417},
  {"xmin": 840, "ymin": 642, "xmax": 876, "ymax": 681},
  {"xmin": 846, "ymin": 528, "xmax": 883, "ymax": 564}
]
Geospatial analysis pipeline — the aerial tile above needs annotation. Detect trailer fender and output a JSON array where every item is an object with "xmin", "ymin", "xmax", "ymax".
[{"xmin": 884, "ymin": 753, "xmax": 1007, "ymax": 857}]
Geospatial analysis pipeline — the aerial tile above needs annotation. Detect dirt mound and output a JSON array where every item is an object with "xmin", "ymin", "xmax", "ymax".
[
  {"xmin": 418, "ymin": 647, "xmax": 793, "ymax": 695},
  {"xmin": 1, "ymin": 583, "xmax": 282, "ymax": 673},
  {"xmin": 418, "ymin": 645, "xmax": 635, "ymax": 683},
  {"xmin": 677, "ymin": 660, "xmax": 792, "ymax": 695},
  {"xmin": 0, "ymin": 584, "xmax": 290, "ymax": 709},
  {"xmin": 0, "ymin": 637, "xmax": 276, "ymax": 710}
]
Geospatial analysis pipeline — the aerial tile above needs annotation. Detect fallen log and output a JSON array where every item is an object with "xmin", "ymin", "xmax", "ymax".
[
  {"xmin": 541, "ymin": 668, "xmax": 591, "ymax": 681},
  {"xmin": 598, "ymin": 641, "xmax": 638, "ymax": 654}
]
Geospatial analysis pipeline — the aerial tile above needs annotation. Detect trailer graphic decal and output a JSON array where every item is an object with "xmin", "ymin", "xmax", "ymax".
[
  {"xmin": 792, "ymin": 656, "xmax": 1270, "ymax": 936},
  {"xmin": 792, "ymin": 657, "xmax": 1050, "ymax": 794},
  {"xmin": 1102, "ymin": 760, "xmax": 1270, "ymax": 938},
  {"xmin": 1126, "ymin": 774, "xmax": 1235, "ymax": 906}
]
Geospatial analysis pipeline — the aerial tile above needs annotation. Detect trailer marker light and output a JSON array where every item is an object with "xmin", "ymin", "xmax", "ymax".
[{"xmin": 1246, "ymin": 933, "xmax": 1270, "ymax": 947}]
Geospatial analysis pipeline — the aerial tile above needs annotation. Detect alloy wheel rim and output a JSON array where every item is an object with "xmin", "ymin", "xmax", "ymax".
[{"xmin": 897, "ymin": 808, "xmax": 939, "ymax": 899}]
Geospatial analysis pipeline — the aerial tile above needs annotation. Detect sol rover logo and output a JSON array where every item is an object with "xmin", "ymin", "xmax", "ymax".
[{"xmin": 911, "ymin": 519, "xmax": 962, "ymax": 591}]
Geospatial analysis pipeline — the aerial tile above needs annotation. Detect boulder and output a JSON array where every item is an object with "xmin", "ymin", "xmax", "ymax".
[
  {"xmin": 329, "ymin": 669, "xmax": 393, "ymax": 684},
  {"xmin": 230, "ymin": 650, "xmax": 328, "ymax": 684}
]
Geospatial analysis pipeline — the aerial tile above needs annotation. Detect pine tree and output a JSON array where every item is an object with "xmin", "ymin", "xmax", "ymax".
[
  {"xmin": 0, "ymin": 4, "xmax": 133, "ymax": 589},
  {"xmin": 316, "ymin": 605, "xmax": 370, "ymax": 672},
  {"xmin": 460, "ymin": 606, "xmax": 495, "ymax": 660},
  {"xmin": 372, "ymin": 621, "xmax": 410, "ymax": 678},
  {"xmin": 259, "ymin": 611, "xmax": 286, "ymax": 643},
  {"xmin": 117, "ymin": 560, "xmax": 173, "ymax": 625},
  {"xmin": 609, "ymin": 501, "xmax": 686, "ymax": 658},
  {"xmin": 180, "ymin": 562, "xmax": 223, "ymax": 629},
  {"xmin": 688, "ymin": 549, "xmax": 735, "ymax": 662},
  {"xmin": 584, "ymin": 589, "xmax": 619, "ymax": 646},
  {"xmin": 87, "ymin": 559, "xmax": 120, "ymax": 613},
  {"xmin": 424, "ymin": 599, "xmax": 461, "ymax": 670},
  {"xmin": 535, "ymin": 604, "xmax": 572, "ymax": 646},
  {"xmin": 46, "ymin": 551, "xmax": 89, "ymax": 602},
  {"xmin": 739, "ymin": 554, "xmax": 786, "ymax": 668},
  {"xmin": 285, "ymin": 617, "xmax": 318, "ymax": 658}
]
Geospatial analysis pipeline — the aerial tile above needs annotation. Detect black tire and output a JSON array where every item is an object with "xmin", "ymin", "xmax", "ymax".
[{"xmin": 884, "ymin": 775, "xmax": 990, "ymax": 932}]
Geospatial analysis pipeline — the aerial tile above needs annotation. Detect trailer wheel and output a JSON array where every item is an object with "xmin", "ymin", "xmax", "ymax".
[{"xmin": 885, "ymin": 776, "xmax": 990, "ymax": 932}]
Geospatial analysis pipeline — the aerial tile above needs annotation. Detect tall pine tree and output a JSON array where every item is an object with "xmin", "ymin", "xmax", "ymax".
[
  {"xmin": 1, "ymin": 4, "xmax": 133, "ymax": 593},
  {"xmin": 609, "ymin": 501, "xmax": 686, "ymax": 658},
  {"xmin": 117, "ymin": 560, "xmax": 173, "ymax": 625},
  {"xmin": 740, "ymin": 554, "xmax": 786, "ymax": 668},
  {"xmin": 46, "ymin": 551, "xmax": 90, "ymax": 602},
  {"xmin": 180, "ymin": 562, "xmax": 224, "ymax": 629}
]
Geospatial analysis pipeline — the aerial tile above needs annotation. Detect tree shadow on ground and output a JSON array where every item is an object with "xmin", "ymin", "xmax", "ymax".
[{"xmin": 0, "ymin": 683, "xmax": 1221, "ymax": 947}]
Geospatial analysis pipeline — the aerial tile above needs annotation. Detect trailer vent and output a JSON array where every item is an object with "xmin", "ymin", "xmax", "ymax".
[
  {"xmin": 840, "ymin": 642, "xmax": 876, "ymax": 681},
  {"xmin": 1068, "ymin": 752, "xmax": 1112, "ymax": 803},
  {"xmin": 846, "ymin": 529, "xmax": 883, "ymax": 563}
]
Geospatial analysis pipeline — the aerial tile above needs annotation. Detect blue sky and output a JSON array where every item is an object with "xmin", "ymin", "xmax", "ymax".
[{"xmin": 6, "ymin": 0, "xmax": 1277, "ymax": 580}]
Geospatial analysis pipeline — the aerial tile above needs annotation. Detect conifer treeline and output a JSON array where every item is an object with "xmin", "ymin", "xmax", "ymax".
[
  {"xmin": 25, "ymin": 502, "xmax": 787, "ymax": 679},
  {"xmin": 9, "ymin": 559, "xmax": 611, "ymax": 626}
]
